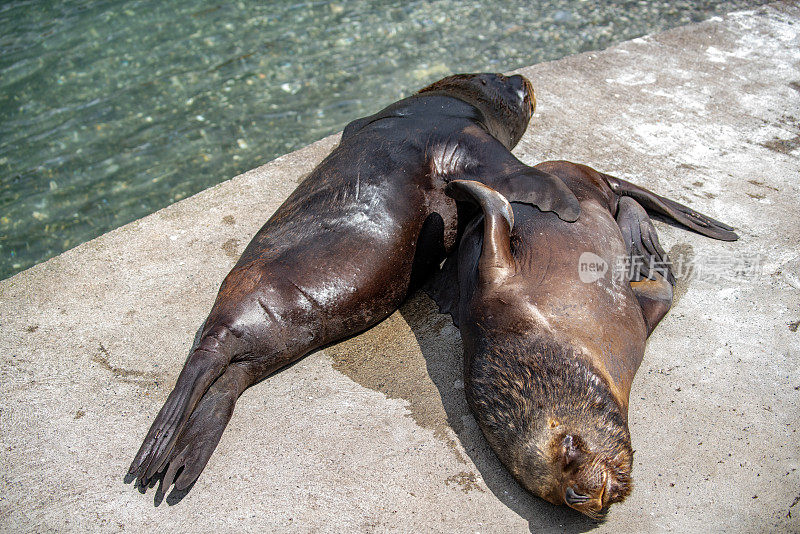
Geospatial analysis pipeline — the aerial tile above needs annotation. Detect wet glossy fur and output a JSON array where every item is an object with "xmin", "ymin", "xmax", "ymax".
[{"xmin": 127, "ymin": 73, "xmax": 582, "ymax": 501}]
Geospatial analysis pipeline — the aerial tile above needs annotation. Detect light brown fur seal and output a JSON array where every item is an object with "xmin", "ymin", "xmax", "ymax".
[{"xmin": 429, "ymin": 161, "xmax": 737, "ymax": 518}]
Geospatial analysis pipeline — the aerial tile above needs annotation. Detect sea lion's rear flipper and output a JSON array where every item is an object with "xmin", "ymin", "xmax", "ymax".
[
  {"xmin": 128, "ymin": 325, "xmax": 237, "ymax": 486},
  {"xmin": 154, "ymin": 362, "xmax": 253, "ymax": 502},
  {"xmin": 445, "ymin": 180, "xmax": 516, "ymax": 286},
  {"xmin": 603, "ymin": 173, "xmax": 739, "ymax": 241},
  {"xmin": 616, "ymin": 196, "xmax": 674, "ymax": 334},
  {"xmin": 489, "ymin": 167, "xmax": 581, "ymax": 223}
]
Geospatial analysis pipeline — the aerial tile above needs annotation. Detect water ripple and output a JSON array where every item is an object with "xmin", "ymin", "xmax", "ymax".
[{"xmin": 0, "ymin": 0, "xmax": 768, "ymax": 278}]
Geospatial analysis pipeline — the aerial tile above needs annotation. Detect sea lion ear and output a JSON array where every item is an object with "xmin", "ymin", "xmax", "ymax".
[{"xmin": 445, "ymin": 180, "xmax": 516, "ymax": 285}]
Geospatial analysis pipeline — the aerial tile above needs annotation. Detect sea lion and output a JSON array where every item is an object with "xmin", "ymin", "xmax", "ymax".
[
  {"xmin": 128, "ymin": 73, "xmax": 582, "ymax": 499},
  {"xmin": 428, "ymin": 161, "xmax": 737, "ymax": 518}
]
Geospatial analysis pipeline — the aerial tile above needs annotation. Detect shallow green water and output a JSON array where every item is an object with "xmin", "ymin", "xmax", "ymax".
[{"xmin": 0, "ymin": 0, "xmax": 766, "ymax": 279}]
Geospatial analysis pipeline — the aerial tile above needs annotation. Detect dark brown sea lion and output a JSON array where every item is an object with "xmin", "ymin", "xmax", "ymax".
[
  {"xmin": 127, "ymin": 73, "xmax": 583, "ymax": 500},
  {"xmin": 429, "ymin": 161, "xmax": 737, "ymax": 518}
]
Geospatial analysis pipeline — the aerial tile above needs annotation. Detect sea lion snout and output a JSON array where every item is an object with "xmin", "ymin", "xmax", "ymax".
[
  {"xmin": 417, "ymin": 72, "xmax": 536, "ymax": 149},
  {"xmin": 550, "ymin": 430, "xmax": 625, "ymax": 517},
  {"xmin": 465, "ymin": 73, "xmax": 533, "ymax": 113},
  {"xmin": 564, "ymin": 486, "xmax": 589, "ymax": 505},
  {"xmin": 561, "ymin": 459, "xmax": 612, "ymax": 518},
  {"xmin": 504, "ymin": 74, "xmax": 536, "ymax": 118}
]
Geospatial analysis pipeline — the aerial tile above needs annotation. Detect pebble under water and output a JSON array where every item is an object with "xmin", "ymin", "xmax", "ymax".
[{"xmin": 0, "ymin": 0, "xmax": 768, "ymax": 279}]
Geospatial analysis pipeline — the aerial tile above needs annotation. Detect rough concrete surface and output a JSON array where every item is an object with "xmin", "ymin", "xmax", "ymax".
[{"xmin": 1, "ymin": 3, "xmax": 798, "ymax": 532}]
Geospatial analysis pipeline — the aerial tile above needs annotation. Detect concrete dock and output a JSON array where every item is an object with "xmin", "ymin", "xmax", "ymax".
[{"xmin": 1, "ymin": 2, "xmax": 798, "ymax": 532}]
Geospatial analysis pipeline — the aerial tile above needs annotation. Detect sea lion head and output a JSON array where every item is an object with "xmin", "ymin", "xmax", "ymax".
[
  {"xmin": 535, "ymin": 428, "xmax": 634, "ymax": 519},
  {"xmin": 466, "ymin": 337, "xmax": 633, "ymax": 519},
  {"xmin": 417, "ymin": 73, "xmax": 535, "ymax": 149}
]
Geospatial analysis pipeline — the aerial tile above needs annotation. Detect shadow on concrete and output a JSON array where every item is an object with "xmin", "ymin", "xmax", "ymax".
[
  {"xmin": 125, "ymin": 291, "xmax": 603, "ymax": 522},
  {"xmin": 398, "ymin": 292, "xmax": 600, "ymax": 533}
]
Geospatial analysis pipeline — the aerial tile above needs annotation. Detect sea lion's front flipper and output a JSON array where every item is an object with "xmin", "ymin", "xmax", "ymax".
[
  {"xmin": 424, "ymin": 252, "xmax": 461, "ymax": 327},
  {"xmin": 445, "ymin": 180, "xmax": 515, "ymax": 286},
  {"xmin": 455, "ymin": 127, "xmax": 580, "ymax": 223},
  {"xmin": 603, "ymin": 173, "xmax": 738, "ymax": 241},
  {"xmin": 630, "ymin": 277, "xmax": 673, "ymax": 336},
  {"xmin": 616, "ymin": 196, "xmax": 675, "ymax": 334},
  {"xmin": 489, "ymin": 167, "xmax": 581, "ymax": 223}
]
